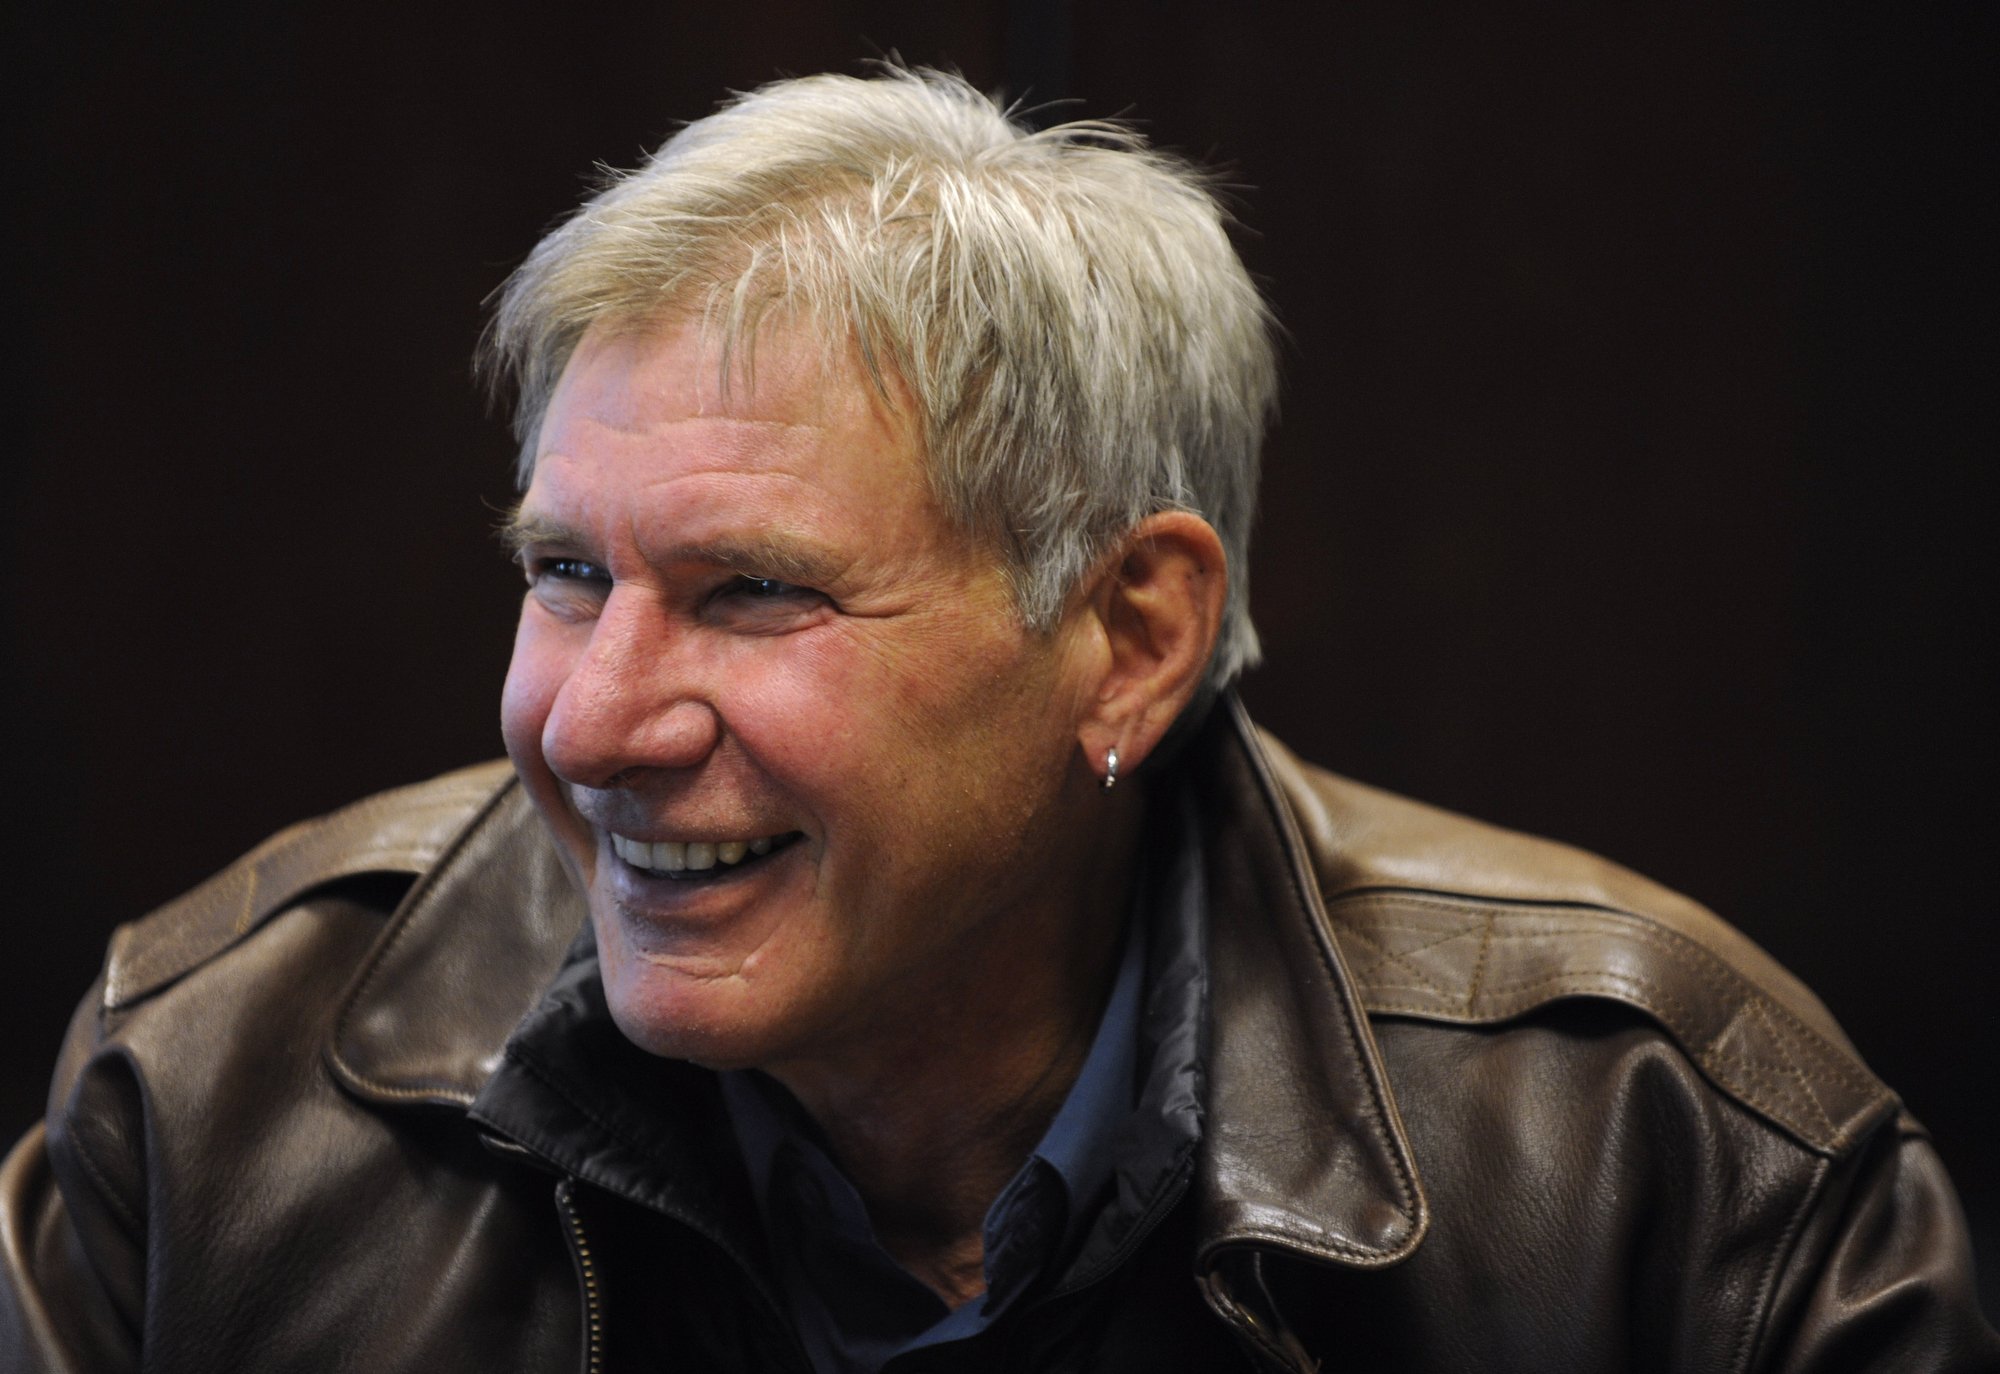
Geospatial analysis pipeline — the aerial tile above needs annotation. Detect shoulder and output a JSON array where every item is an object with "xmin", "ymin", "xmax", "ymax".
[
  {"xmin": 35, "ymin": 762, "xmax": 520, "ymax": 1263},
  {"xmin": 1255, "ymin": 730, "xmax": 1896, "ymax": 1157},
  {"xmin": 98, "ymin": 761, "xmax": 518, "ymax": 1012}
]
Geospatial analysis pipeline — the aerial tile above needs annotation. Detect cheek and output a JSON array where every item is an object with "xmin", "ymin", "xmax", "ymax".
[
  {"xmin": 739, "ymin": 625, "xmax": 1063, "ymax": 818},
  {"xmin": 709, "ymin": 634, "xmax": 883, "ymax": 797}
]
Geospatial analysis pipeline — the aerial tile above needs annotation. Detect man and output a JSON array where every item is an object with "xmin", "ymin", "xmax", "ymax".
[{"xmin": 3, "ymin": 69, "xmax": 1994, "ymax": 1373}]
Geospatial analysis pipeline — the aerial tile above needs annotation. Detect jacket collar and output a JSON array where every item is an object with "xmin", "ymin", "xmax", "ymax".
[
  {"xmin": 1189, "ymin": 697, "xmax": 1427, "ymax": 1269},
  {"xmin": 326, "ymin": 697, "xmax": 1427, "ymax": 1270},
  {"xmin": 326, "ymin": 779, "xmax": 584, "ymax": 1109}
]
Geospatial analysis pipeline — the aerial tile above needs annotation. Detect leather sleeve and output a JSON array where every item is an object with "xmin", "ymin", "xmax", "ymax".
[
  {"xmin": 0, "ymin": 1126, "xmax": 141, "ymax": 1374},
  {"xmin": 0, "ymin": 987, "xmax": 145, "ymax": 1374},
  {"xmin": 1758, "ymin": 1114, "xmax": 2000, "ymax": 1372}
]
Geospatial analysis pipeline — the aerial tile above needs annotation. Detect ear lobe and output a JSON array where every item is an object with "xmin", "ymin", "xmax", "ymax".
[{"xmin": 1077, "ymin": 511, "xmax": 1227, "ymax": 778}]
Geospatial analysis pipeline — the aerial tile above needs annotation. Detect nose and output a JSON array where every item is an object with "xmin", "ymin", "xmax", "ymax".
[{"xmin": 538, "ymin": 592, "xmax": 722, "ymax": 789}]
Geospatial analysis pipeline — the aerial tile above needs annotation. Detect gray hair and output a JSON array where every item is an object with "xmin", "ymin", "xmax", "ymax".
[{"xmin": 482, "ymin": 67, "xmax": 1278, "ymax": 690}]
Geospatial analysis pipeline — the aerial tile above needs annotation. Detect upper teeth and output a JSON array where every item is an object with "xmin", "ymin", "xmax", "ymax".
[{"xmin": 610, "ymin": 832, "xmax": 776, "ymax": 872}]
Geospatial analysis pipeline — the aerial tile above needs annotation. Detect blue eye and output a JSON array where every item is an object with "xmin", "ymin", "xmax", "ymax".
[
  {"xmin": 537, "ymin": 557, "xmax": 607, "ymax": 582},
  {"xmin": 707, "ymin": 575, "xmax": 829, "ymax": 628}
]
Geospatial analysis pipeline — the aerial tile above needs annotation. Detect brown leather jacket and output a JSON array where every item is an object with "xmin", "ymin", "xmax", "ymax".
[{"xmin": 4, "ymin": 703, "xmax": 1995, "ymax": 1372}]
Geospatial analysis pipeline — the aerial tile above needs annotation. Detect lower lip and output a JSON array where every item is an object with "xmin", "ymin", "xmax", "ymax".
[
  {"xmin": 598, "ymin": 836, "xmax": 804, "ymax": 960},
  {"xmin": 602, "ymin": 832, "xmax": 803, "ymax": 899}
]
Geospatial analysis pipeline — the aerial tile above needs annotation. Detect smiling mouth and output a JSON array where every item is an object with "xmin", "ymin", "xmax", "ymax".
[{"xmin": 608, "ymin": 830, "xmax": 803, "ymax": 881}]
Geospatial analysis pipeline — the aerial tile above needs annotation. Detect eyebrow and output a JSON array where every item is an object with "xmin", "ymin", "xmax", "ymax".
[
  {"xmin": 498, "ymin": 508, "xmax": 849, "ymax": 588},
  {"xmin": 496, "ymin": 510, "xmax": 586, "ymax": 558}
]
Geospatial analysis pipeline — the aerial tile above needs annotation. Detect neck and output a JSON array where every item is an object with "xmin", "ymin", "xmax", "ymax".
[{"xmin": 766, "ymin": 784, "xmax": 1146, "ymax": 1306}]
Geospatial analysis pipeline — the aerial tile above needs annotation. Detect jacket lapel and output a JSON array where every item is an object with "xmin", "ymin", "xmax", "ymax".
[
  {"xmin": 1191, "ymin": 697, "xmax": 1429, "ymax": 1270},
  {"xmin": 327, "ymin": 776, "xmax": 586, "ymax": 1109}
]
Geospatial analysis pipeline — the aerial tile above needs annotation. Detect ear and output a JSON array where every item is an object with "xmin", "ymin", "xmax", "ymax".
[{"xmin": 1074, "ymin": 511, "xmax": 1228, "ymax": 781}]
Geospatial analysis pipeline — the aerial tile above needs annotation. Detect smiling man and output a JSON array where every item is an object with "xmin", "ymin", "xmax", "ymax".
[
  {"xmin": 502, "ymin": 322, "xmax": 1122, "ymax": 1080},
  {"xmin": 4, "ymin": 69, "xmax": 1995, "ymax": 1373},
  {"xmin": 497, "ymin": 319, "xmax": 1154, "ymax": 1309}
]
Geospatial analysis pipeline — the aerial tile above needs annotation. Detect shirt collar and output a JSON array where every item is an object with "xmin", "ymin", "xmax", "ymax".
[
  {"xmin": 1003, "ymin": 885, "xmax": 1148, "ymax": 1259},
  {"xmin": 722, "ymin": 887, "xmax": 1151, "ymax": 1276},
  {"xmin": 722, "ymin": 892, "xmax": 1146, "ymax": 1279}
]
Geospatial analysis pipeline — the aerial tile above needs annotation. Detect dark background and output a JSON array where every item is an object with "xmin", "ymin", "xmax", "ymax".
[{"xmin": 6, "ymin": 0, "xmax": 1993, "ymax": 1318}]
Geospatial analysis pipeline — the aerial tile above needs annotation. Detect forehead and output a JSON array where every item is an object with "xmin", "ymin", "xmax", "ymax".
[
  {"xmin": 532, "ymin": 318, "xmax": 916, "ymax": 484},
  {"xmin": 537, "ymin": 317, "xmax": 913, "ymax": 469},
  {"xmin": 520, "ymin": 318, "xmax": 959, "ymax": 564}
]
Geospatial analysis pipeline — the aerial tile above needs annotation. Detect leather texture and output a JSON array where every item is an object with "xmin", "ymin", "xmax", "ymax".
[{"xmin": 2, "ymin": 703, "xmax": 1994, "ymax": 1372}]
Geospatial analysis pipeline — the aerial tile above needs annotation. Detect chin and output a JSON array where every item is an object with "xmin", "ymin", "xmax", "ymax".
[{"xmin": 599, "ymin": 960, "xmax": 797, "ymax": 1071}]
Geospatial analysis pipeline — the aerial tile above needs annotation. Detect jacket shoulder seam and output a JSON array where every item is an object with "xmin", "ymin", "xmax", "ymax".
[
  {"xmin": 103, "ymin": 761, "xmax": 515, "ymax": 1010},
  {"xmin": 1329, "ymin": 889, "xmax": 1893, "ymax": 1156}
]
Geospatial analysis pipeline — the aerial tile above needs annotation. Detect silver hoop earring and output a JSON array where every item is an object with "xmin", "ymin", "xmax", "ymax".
[{"xmin": 1102, "ymin": 746, "xmax": 1120, "ymax": 792}]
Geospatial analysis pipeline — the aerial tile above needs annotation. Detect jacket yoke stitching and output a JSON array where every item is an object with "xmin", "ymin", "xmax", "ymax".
[
  {"xmin": 1329, "ymin": 919, "xmax": 1482, "ymax": 1002},
  {"xmin": 1451, "ymin": 967, "xmax": 1837, "ymax": 1139},
  {"xmin": 1332, "ymin": 899, "xmax": 1878, "ymax": 1099},
  {"xmin": 1464, "ymin": 912, "xmax": 1498, "ymax": 1017},
  {"xmin": 104, "ymin": 772, "xmax": 500, "ymax": 1009},
  {"xmin": 223, "ymin": 838, "xmax": 449, "ymax": 940},
  {"xmin": 1475, "ymin": 919, "xmax": 1875, "ymax": 1100},
  {"xmin": 1743, "ymin": 996, "xmax": 1839, "ymax": 1148},
  {"xmin": 1365, "ymin": 968, "xmax": 1846, "ymax": 1148}
]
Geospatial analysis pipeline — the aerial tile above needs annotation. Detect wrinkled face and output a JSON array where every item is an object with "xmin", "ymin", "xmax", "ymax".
[{"xmin": 501, "ymin": 320, "xmax": 1101, "ymax": 1073}]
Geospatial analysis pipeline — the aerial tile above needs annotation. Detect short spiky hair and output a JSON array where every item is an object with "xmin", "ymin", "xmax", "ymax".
[{"xmin": 482, "ymin": 67, "xmax": 1278, "ymax": 690}]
